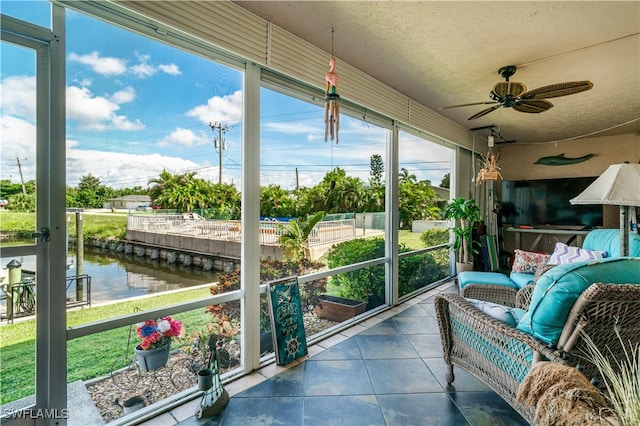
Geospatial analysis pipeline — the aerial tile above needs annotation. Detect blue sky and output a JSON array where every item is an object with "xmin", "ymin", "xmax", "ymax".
[{"xmin": 1, "ymin": 1, "xmax": 451, "ymax": 190}]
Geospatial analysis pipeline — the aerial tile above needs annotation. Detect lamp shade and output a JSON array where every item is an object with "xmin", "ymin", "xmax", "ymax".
[{"xmin": 570, "ymin": 163, "xmax": 640, "ymax": 207}]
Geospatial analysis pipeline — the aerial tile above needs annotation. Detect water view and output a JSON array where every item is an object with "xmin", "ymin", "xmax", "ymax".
[{"xmin": 1, "ymin": 250, "xmax": 219, "ymax": 305}]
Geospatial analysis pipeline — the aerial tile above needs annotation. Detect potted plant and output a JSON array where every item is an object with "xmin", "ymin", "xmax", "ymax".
[
  {"xmin": 444, "ymin": 197, "xmax": 482, "ymax": 273},
  {"xmin": 135, "ymin": 316, "xmax": 183, "ymax": 371}
]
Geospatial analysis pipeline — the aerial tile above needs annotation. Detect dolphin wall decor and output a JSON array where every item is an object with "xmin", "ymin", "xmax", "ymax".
[{"xmin": 534, "ymin": 153, "xmax": 595, "ymax": 166}]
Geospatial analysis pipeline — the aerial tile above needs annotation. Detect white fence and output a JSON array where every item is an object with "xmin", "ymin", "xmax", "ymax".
[{"xmin": 127, "ymin": 214, "xmax": 356, "ymax": 247}]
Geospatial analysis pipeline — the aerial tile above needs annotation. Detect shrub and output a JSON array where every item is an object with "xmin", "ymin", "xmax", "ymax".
[
  {"xmin": 327, "ymin": 237, "xmax": 447, "ymax": 307},
  {"xmin": 420, "ymin": 228, "xmax": 449, "ymax": 247}
]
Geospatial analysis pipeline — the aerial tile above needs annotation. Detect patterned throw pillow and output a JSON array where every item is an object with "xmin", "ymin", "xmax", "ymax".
[
  {"xmin": 547, "ymin": 242, "xmax": 607, "ymax": 265},
  {"xmin": 511, "ymin": 249, "xmax": 550, "ymax": 274}
]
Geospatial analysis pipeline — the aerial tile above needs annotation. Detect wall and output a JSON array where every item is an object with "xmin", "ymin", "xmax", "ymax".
[
  {"xmin": 498, "ymin": 133, "xmax": 639, "ymax": 181},
  {"xmin": 497, "ymin": 132, "xmax": 639, "ymax": 255}
]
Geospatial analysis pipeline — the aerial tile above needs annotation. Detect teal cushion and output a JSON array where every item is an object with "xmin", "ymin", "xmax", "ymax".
[
  {"xmin": 509, "ymin": 272, "xmax": 535, "ymax": 289},
  {"xmin": 583, "ymin": 229, "xmax": 640, "ymax": 257},
  {"xmin": 458, "ymin": 271, "xmax": 516, "ymax": 289},
  {"xmin": 516, "ymin": 258, "xmax": 640, "ymax": 346}
]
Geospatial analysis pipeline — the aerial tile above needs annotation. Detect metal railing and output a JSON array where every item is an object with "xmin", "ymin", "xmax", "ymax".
[
  {"xmin": 1, "ymin": 274, "xmax": 91, "ymax": 322},
  {"xmin": 128, "ymin": 215, "xmax": 357, "ymax": 247}
]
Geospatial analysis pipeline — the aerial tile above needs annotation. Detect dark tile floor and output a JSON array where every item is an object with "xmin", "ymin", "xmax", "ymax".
[{"xmin": 142, "ymin": 282, "xmax": 529, "ymax": 426}]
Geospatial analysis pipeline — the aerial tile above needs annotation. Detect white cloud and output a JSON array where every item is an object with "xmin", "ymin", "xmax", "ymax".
[
  {"xmin": 0, "ymin": 75, "xmax": 36, "ymax": 122},
  {"xmin": 186, "ymin": 90, "xmax": 243, "ymax": 124},
  {"xmin": 158, "ymin": 127, "xmax": 209, "ymax": 147},
  {"xmin": 66, "ymin": 85, "xmax": 144, "ymax": 131},
  {"xmin": 130, "ymin": 62, "xmax": 156, "ymax": 78},
  {"xmin": 65, "ymin": 149, "xmax": 210, "ymax": 189},
  {"xmin": 110, "ymin": 86, "xmax": 136, "ymax": 104},
  {"xmin": 0, "ymin": 115, "xmax": 36, "ymax": 179},
  {"xmin": 68, "ymin": 51, "xmax": 127, "ymax": 76},
  {"xmin": 159, "ymin": 63, "xmax": 181, "ymax": 75}
]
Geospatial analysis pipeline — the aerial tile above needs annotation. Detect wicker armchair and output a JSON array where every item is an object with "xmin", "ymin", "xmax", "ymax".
[
  {"xmin": 435, "ymin": 283, "xmax": 640, "ymax": 424},
  {"xmin": 460, "ymin": 283, "xmax": 519, "ymax": 307}
]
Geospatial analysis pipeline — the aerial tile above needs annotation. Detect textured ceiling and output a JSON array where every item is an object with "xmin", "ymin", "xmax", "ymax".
[{"xmin": 235, "ymin": 1, "xmax": 640, "ymax": 145}]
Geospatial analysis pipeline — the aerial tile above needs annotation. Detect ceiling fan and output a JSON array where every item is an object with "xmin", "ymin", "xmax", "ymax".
[{"xmin": 441, "ymin": 65, "xmax": 593, "ymax": 121}]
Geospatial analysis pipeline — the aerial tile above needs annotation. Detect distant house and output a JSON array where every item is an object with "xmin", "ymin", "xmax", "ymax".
[
  {"xmin": 106, "ymin": 195, "xmax": 152, "ymax": 210},
  {"xmin": 431, "ymin": 185, "xmax": 450, "ymax": 201}
]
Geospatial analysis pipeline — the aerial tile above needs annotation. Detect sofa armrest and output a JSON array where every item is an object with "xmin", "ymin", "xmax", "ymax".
[
  {"xmin": 435, "ymin": 292, "xmax": 562, "ymax": 421},
  {"xmin": 516, "ymin": 284, "xmax": 535, "ymax": 310},
  {"xmin": 460, "ymin": 283, "xmax": 518, "ymax": 307}
]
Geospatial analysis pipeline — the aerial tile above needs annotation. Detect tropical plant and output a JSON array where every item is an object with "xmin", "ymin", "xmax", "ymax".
[
  {"xmin": 443, "ymin": 197, "xmax": 481, "ymax": 265},
  {"xmin": 278, "ymin": 211, "xmax": 325, "ymax": 261}
]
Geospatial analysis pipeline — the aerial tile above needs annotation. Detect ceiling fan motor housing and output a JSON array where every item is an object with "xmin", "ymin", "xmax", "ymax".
[{"xmin": 498, "ymin": 65, "xmax": 517, "ymax": 80}]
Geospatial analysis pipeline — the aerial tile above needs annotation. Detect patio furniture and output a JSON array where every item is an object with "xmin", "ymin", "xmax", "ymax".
[
  {"xmin": 458, "ymin": 229, "xmax": 640, "ymax": 307},
  {"xmin": 436, "ymin": 258, "xmax": 640, "ymax": 423}
]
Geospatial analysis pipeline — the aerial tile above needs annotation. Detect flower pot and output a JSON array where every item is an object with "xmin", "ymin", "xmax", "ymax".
[
  {"xmin": 456, "ymin": 262, "xmax": 474, "ymax": 274},
  {"xmin": 121, "ymin": 395, "xmax": 146, "ymax": 415},
  {"xmin": 315, "ymin": 295, "xmax": 366, "ymax": 322},
  {"xmin": 135, "ymin": 342, "xmax": 171, "ymax": 372},
  {"xmin": 198, "ymin": 369, "xmax": 214, "ymax": 391}
]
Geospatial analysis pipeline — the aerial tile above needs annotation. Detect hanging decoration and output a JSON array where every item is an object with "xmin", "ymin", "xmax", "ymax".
[
  {"xmin": 324, "ymin": 27, "xmax": 340, "ymax": 143},
  {"xmin": 476, "ymin": 135, "xmax": 503, "ymax": 185}
]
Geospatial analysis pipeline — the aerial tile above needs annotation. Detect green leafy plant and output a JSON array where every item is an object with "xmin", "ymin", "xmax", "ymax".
[
  {"xmin": 443, "ymin": 197, "xmax": 481, "ymax": 265},
  {"xmin": 278, "ymin": 211, "xmax": 325, "ymax": 261},
  {"xmin": 327, "ymin": 237, "xmax": 446, "ymax": 307}
]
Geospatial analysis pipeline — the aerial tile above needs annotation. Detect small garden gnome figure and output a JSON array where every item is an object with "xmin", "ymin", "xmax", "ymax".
[{"xmin": 324, "ymin": 57, "xmax": 340, "ymax": 143}]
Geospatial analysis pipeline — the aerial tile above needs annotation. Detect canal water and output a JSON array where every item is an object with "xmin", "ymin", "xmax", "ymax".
[{"xmin": 1, "ymin": 249, "xmax": 220, "ymax": 304}]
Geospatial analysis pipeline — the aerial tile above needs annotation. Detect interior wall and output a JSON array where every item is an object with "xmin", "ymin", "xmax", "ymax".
[
  {"xmin": 497, "ymin": 133, "xmax": 639, "ymax": 254},
  {"xmin": 497, "ymin": 133, "xmax": 640, "ymax": 181}
]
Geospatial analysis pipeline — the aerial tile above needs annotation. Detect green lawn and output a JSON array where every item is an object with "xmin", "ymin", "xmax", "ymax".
[
  {"xmin": 0, "ymin": 210, "xmax": 128, "ymax": 242},
  {"xmin": 0, "ymin": 286, "xmax": 213, "ymax": 404}
]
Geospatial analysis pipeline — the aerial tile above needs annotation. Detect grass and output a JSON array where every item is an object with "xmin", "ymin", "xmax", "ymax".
[
  {"xmin": 581, "ymin": 330, "xmax": 640, "ymax": 425},
  {"xmin": 0, "ymin": 213, "xmax": 441, "ymax": 403},
  {"xmin": 0, "ymin": 210, "xmax": 128, "ymax": 242},
  {"xmin": 0, "ymin": 286, "xmax": 213, "ymax": 405}
]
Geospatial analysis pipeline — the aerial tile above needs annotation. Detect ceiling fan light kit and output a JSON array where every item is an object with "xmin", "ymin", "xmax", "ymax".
[{"xmin": 442, "ymin": 65, "xmax": 594, "ymax": 121}]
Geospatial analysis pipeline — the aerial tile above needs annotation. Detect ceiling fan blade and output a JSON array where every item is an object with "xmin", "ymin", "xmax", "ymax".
[
  {"xmin": 440, "ymin": 100, "xmax": 497, "ymax": 110},
  {"xmin": 522, "ymin": 81, "xmax": 593, "ymax": 99},
  {"xmin": 493, "ymin": 81, "xmax": 527, "ymax": 98},
  {"xmin": 513, "ymin": 99, "xmax": 553, "ymax": 113},
  {"xmin": 467, "ymin": 104, "xmax": 502, "ymax": 120}
]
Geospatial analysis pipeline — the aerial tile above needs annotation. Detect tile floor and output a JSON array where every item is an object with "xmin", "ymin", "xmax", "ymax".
[{"xmin": 140, "ymin": 281, "xmax": 528, "ymax": 426}]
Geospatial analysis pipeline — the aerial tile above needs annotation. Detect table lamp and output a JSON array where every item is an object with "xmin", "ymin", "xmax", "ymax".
[{"xmin": 570, "ymin": 163, "xmax": 640, "ymax": 256}]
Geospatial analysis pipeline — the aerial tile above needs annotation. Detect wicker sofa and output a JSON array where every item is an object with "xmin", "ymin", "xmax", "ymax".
[
  {"xmin": 436, "ymin": 257, "xmax": 640, "ymax": 423},
  {"xmin": 459, "ymin": 229, "xmax": 640, "ymax": 307}
]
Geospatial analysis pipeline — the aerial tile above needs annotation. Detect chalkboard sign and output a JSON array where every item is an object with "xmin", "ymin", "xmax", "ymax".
[{"xmin": 266, "ymin": 276, "xmax": 308, "ymax": 365}]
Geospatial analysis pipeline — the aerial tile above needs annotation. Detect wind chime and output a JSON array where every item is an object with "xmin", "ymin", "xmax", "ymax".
[{"xmin": 324, "ymin": 27, "xmax": 340, "ymax": 144}]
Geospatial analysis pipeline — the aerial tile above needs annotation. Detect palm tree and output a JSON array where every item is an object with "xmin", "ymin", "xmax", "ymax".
[
  {"xmin": 399, "ymin": 168, "xmax": 417, "ymax": 184},
  {"xmin": 278, "ymin": 211, "xmax": 325, "ymax": 261}
]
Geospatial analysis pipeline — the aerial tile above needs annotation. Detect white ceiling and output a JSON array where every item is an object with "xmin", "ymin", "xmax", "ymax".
[{"xmin": 235, "ymin": 1, "xmax": 640, "ymax": 145}]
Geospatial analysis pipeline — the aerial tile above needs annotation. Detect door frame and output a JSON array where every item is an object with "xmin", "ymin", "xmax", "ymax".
[{"xmin": 1, "ymin": 5, "xmax": 67, "ymax": 423}]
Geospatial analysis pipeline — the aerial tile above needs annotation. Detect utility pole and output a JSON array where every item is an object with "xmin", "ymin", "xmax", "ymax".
[
  {"xmin": 209, "ymin": 122, "xmax": 228, "ymax": 184},
  {"xmin": 16, "ymin": 157, "xmax": 27, "ymax": 195}
]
